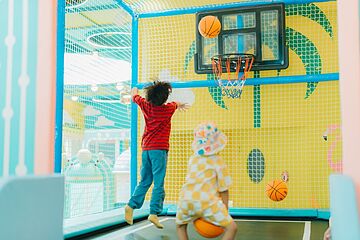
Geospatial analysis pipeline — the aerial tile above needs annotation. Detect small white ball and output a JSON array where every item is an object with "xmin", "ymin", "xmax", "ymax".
[{"xmin": 77, "ymin": 149, "xmax": 92, "ymax": 165}]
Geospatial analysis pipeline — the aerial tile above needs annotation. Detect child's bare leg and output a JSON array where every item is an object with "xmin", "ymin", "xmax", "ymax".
[
  {"xmin": 176, "ymin": 224, "xmax": 188, "ymax": 240},
  {"xmin": 221, "ymin": 221, "xmax": 237, "ymax": 240},
  {"xmin": 323, "ymin": 227, "xmax": 331, "ymax": 240}
]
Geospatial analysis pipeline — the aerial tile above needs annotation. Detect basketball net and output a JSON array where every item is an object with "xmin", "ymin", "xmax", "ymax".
[{"xmin": 211, "ymin": 54, "xmax": 254, "ymax": 99}]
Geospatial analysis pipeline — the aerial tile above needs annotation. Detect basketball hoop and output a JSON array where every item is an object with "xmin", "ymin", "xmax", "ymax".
[{"xmin": 211, "ymin": 53, "xmax": 254, "ymax": 98}]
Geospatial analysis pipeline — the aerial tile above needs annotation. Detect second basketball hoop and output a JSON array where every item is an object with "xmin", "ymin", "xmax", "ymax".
[{"xmin": 211, "ymin": 53, "xmax": 254, "ymax": 99}]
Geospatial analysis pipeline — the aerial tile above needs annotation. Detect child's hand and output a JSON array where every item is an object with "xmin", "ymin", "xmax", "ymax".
[
  {"xmin": 176, "ymin": 102, "xmax": 190, "ymax": 111},
  {"xmin": 131, "ymin": 87, "xmax": 139, "ymax": 97}
]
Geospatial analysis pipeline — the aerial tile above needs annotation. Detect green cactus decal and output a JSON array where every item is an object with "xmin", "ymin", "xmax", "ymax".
[
  {"xmin": 253, "ymin": 71, "xmax": 261, "ymax": 128},
  {"xmin": 286, "ymin": 3, "xmax": 333, "ymax": 37},
  {"xmin": 286, "ymin": 27, "xmax": 322, "ymax": 99},
  {"xmin": 207, "ymin": 74, "xmax": 228, "ymax": 109},
  {"xmin": 184, "ymin": 41, "xmax": 196, "ymax": 73},
  {"xmin": 286, "ymin": 3, "xmax": 333, "ymax": 98}
]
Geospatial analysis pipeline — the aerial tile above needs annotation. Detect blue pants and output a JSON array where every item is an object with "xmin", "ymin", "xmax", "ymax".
[{"xmin": 128, "ymin": 150, "xmax": 168, "ymax": 215}]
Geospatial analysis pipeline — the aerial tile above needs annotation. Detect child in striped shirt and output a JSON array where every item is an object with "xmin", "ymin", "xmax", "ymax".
[{"xmin": 125, "ymin": 80, "xmax": 188, "ymax": 228}]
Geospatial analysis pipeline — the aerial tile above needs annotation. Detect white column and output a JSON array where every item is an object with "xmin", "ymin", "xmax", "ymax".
[
  {"xmin": 337, "ymin": 0, "xmax": 360, "ymax": 215},
  {"xmin": 34, "ymin": 0, "xmax": 57, "ymax": 174}
]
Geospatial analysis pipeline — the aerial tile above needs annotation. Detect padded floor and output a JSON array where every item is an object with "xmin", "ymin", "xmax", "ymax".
[{"xmin": 82, "ymin": 217, "xmax": 328, "ymax": 240}]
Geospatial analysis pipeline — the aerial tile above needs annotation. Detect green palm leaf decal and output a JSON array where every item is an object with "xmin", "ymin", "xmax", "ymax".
[
  {"xmin": 286, "ymin": 27, "xmax": 322, "ymax": 99},
  {"xmin": 286, "ymin": 3, "xmax": 334, "ymax": 98},
  {"xmin": 184, "ymin": 40, "xmax": 196, "ymax": 73},
  {"xmin": 207, "ymin": 74, "xmax": 227, "ymax": 109},
  {"xmin": 286, "ymin": 3, "xmax": 333, "ymax": 38}
]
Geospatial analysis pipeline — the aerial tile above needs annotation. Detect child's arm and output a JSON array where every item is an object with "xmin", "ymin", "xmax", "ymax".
[
  {"xmin": 131, "ymin": 87, "xmax": 146, "ymax": 108},
  {"xmin": 131, "ymin": 87, "xmax": 139, "ymax": 97},
  {"xmin": 215, "ymin": 157, "xmax": 232, "ymax": 209},
  {"xmin": 219, "ymin": 190, "xmax": 229, "ymax": 209},
  {"xmin": 175, "ymin": 102, "xmax": 190, "ymax": 111}
]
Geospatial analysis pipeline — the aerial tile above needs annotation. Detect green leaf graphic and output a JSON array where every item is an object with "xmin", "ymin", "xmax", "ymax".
[
  {"xmin": 207, "ymin": 74, "xmax": 228, "ymax": 109},
  {"xmin": 286, "ymin": 27, "xmax": 322, "ymax": 99},
  {"xmin": 184, "ymin": 40, "xmax": 196, "ymax": 73},
  {"xmin": 286, "ymin": 3, "xmax": 333, "ymax": 38}
]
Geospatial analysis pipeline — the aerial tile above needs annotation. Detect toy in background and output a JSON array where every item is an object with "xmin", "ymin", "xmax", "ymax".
[
  {"xmin": 281, "ymin": 170, "xmax": 289, "ymax": 182},
  {"xmin": 323, "ymin": 124, "xmax": 342, "ymax": 172},
  {"xmin": 77, "ymin": 148, "xmax": 92, "ymax": 164},
  {"xmin": 266, "ymin": 172, "xmax": 289, "ymax": 202},
  {"xmin": 63, "ymin": 149, "xmax": 115, "ymax": 218}
]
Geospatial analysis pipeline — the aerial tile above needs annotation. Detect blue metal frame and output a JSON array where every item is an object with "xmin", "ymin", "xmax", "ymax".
[
  {"xmin": 136, "ymin": 73, "xmax": 339, "ymax": 89},
  {"xmin": 138, "ymin": 0, "xmax": 335, "ymax": 18},
  {"xmin": 130, "ymin": 16, "xmax": 139, "ymax": 194},
  {"xmin": 55, "ymin": 0, "xmax": 66, "ymax": 173},
  {"xmin": 65, "ymin": 3, "xmax": 120, "ymax": 14},
  {"xmin": 164, "ymin": 204, "xmax": 330, "ymax": 219}
]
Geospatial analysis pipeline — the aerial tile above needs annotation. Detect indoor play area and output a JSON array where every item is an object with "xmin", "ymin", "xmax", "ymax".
[{"xmin": 0, "ymin": 0, "xmax": 360, "ymax": 239}]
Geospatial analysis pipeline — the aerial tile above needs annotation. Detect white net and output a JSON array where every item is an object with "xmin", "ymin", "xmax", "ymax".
[
  {"xmin": 62, "ymin": 0, "xmax": 340, "ymax": 222},
  {"xmin": 138, "ymin": 2, "xmax": 339, "ymax": 210},
  {"xmin": 63, "ymin": 0, "xmax": 132, "ymax": 219}
]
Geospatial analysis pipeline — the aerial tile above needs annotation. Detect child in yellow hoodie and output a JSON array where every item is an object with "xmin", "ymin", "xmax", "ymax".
[{"xmin": 176, "ymin": 122, "xmax": 237, "ymax": 240}]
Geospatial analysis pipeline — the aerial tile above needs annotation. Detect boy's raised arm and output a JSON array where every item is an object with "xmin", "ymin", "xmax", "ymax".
[
  {"xmin": 131, "ymin": 87, "xmax": 145, "ymax": 107},
  {"xmin": 131, "ymin": 87, "xmax": 139, "ymax": 97},
  {"xmin": 175, "ymin": 102, "xmax": 190, "ymax": 111}
]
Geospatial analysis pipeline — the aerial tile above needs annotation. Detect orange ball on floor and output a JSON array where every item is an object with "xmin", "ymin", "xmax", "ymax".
[{"xmin": 194, "ymin": 218, "xmax": 224, "ymax": 238}]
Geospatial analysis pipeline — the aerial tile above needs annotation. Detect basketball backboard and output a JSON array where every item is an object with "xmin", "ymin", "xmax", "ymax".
[{"xmin": 195, "ymin": 3, "xmax": 288, "ymax": 74}]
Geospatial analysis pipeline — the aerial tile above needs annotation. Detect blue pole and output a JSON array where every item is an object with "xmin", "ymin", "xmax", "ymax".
[
  {"xmin": 65, "ymin": 3, "xmax": 120, "ymax": 14},
  {"xmin": 138, "ymin": 0, "xmax": 335, "ymax": 18},
  {"xmin": 135, "ymin": 73, "xmax": 339, "ymax": 89},
  {"xmin": 237, "ymin": 15, "xmax": 244, "ymax": 53},
  {"xmin": 130, "ymin": 16, "xmax": 139, "ymax": 194},
  {"xmin": 54, "ymin": 0, "xmax": 66, "ymax": 173}
]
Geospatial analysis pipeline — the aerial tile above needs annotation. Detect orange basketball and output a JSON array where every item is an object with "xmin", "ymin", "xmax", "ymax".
[
  {"xmin": 266, "ymin": 179, "xmax": 288, "ymax": 202},
  {"xmin": 198, "ymin": 15, "xmax": 221, "ymax": 38},
  {"xmin": 194, "ymin": 218, "xmax": 224, "ymax": 238}
]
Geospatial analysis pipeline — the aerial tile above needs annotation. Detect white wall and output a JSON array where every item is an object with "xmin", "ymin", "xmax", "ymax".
[{"xmin": 337, "ymin": 0, "xmax": 360, "ymax": 215}]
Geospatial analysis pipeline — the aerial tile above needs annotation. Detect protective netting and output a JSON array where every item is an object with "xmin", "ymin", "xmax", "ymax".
[
  {"xmin": 62, "ymin": 1, "xmax": 340, "ymax": 221},
  {"xmin": 137, "ymin": 2, "xmax": 339, "ymax": 209},
  {"xmin": 63, "ymin": 0, "xmax": 132, "ymax": 219}
]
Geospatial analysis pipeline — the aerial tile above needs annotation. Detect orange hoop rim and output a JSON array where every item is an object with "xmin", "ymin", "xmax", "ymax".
[
  {"xmin": 211, "ymin": 53, "xmax": 255, "ymax": 98},
  {"xmin": 211, "ymin": 53, "xmax": 254, "ymax": 79}
]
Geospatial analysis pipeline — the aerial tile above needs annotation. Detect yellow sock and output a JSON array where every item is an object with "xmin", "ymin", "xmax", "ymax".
[
  {"xmin": 124, "ymin": 205, "xmax": 133, "ymax": 225},
  {"xmin": 148, "ymin": 214, "xmax": 164, "ymax": 229}
]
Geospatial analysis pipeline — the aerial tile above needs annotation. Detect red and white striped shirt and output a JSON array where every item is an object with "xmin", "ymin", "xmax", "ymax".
[{"xmin": 133, "ymin": 95, "xmax": 177, "ymax": 150}]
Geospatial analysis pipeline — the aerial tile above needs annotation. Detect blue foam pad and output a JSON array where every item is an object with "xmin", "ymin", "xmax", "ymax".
[
  {"xmin": 330, "ymin": 174, "xmax": 360, "ymax": 240},
  {"xmin": 0, "ymin": 175, "xmax": 64, "ymax": 240}
]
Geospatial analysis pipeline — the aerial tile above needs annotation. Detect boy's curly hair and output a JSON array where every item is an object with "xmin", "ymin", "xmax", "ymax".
[{"xmin": 144, "ymin": 79, "xmax": 172, "ymax": 106}]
